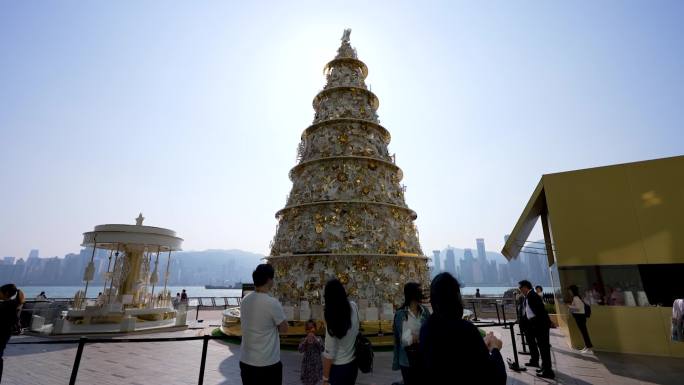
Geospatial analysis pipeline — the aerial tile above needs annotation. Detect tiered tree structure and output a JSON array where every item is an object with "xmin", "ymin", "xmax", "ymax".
[{"xmin": 268, "ymin": 30, "xmax": 429, "ymax": 307}]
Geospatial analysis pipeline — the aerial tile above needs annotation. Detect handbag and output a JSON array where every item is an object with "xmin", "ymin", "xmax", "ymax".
[
  {"xmin": 354, "ymin": 303, "xmax": 374, "ymax": 373},
  {"xmin": 404, "ymin": 343, "xmax": 422, "ymax": 369},
  {"xmin": 355, "ymin": 332, "xmax": 374, "ymax": 373},
  {"xmin": 584, "ymin": 301, "xmax": 591, "ymax": 318}
]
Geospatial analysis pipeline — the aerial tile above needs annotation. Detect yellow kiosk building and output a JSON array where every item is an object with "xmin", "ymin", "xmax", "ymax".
[{"xmin": 502, "ymin": 155, "xmax": 684, "ymax": 357}]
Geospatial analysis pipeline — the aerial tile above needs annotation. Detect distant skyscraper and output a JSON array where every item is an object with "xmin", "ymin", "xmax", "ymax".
[
  {"xmin": 432, "ymin": 250, "xmax": 441, "ymax": 274},
  {"xmin": 498, "ymin": 263, "xmax": 511, "ymax": 285},
  {"xmin": 444, "ymin": 248, "xmax": 457, "ymax": 276},
  {"xmin": 461, "ymin": 248, "xmax": 475, "ymax": 283},
  {"xmin": 28, "ymin": 249, "xmax": 39, "ymax": 259},
  {"xmin": 521, "ymin": 240, "xmax": 550, "ymax": 286},
  {"xmin": 1, "ymin": 257, "xmax": 14, "ymax": 265},
  {"xmin": 476, "ymin": 238, "xmax": 487, "ymax": 262},
  {"xmin": 475, "ymin": 239, "xmax": 488, "ymax": 284},
  {"xmin": 489, "ymin": 260, "xmax": 498, "ymax": 283}
]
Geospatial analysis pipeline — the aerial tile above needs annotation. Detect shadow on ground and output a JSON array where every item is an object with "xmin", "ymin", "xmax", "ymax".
[
  {"xmin": 595, "ymin": 351, "xmax": 684, "ymax": 385},
  {"xmin": 5, "ymin": 338, "xmax": 75, "ymax": 357}
]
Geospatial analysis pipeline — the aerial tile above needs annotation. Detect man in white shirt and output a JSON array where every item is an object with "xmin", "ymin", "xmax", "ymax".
[{"xmin": 239, "ymin": 264, "xmax": 289, "ymax": 385}]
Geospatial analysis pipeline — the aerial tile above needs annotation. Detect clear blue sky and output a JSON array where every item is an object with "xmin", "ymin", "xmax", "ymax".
[{"xmin": 1, "ymin": 1, "xmax": 682, "ymax": 259}]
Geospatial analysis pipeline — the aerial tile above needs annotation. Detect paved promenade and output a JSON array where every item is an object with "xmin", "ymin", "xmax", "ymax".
[{"xmin": 4, "ymin": 313, "xmax": 684, "ymax": 385}]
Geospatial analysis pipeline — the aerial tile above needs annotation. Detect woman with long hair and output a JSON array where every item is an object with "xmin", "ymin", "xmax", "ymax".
[
  {"xmin": 322, "ymin": 279, "xmax": 359, "ymax": 385},
  {"xmin": 568, "ymin": 284, "xmax": 593, "ymax": 352},
  {"xmin": 392, "ymin": 282, "xmax": 429, "ymax": 385},
  {"xmin": 420, "ymin": 273, "xmax": 506, "ymax": 384}
]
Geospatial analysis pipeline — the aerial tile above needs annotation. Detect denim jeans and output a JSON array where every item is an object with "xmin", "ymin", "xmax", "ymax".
[{"xmin": 330, "ymin": 360, "xmax": 358, "ymax": 385}]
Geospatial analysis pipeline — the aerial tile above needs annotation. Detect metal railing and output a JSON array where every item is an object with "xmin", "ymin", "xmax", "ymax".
[
  {"xmin": 463, "ymin": 297, "xmax": 517, "ymax": 323},
  {"xmin": 24, "ymin": 296, "xmax": 242, "ymax": 309},
  {"xmin": 9, "ymin": 335, "xmax": 218, "ymax": 385},
  {"xmin": 19, "ymin": 297, "xmax": 243, "ymax": 329}
]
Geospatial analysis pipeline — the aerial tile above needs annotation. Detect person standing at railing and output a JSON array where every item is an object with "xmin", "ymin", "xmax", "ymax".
[
  {"xmin": 240, "ymin": 264, "xmax": 288, "ymax": 385},
  {"xmin": 519, "ymin": 280, "xmax": 555, "ymax": 379},
  {"xmin": 180, "ymin": 289, "xmax": 188, "ymax": 304},
  {"xmin": 567, "ymin": 285, "xmax": 593, "ymax": 353},
  {"xmin": 0, "ymin": 284, "xmax": 25, "ymax": 382}
]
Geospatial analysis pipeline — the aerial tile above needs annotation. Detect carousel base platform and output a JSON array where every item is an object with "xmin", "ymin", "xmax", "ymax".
[
  {"xmin": 220, "ymin": 319, "xmax": 396, "ymax": 348},
  {"xmin": 32, "ymin": 306, "xmax": 187, "ymax": 336},
  {"xmin": 26, "ymin": 324, "xmax": 188, "ymax": 338}
]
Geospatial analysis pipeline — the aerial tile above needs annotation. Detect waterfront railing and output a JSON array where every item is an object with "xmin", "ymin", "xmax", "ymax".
[{"xmin": 19, "ymin": 296, "xmax": 243, "ymax": 328}]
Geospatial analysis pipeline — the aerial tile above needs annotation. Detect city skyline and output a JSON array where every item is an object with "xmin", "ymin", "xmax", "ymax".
[
  {"xmin": 3, "ymin": 235, "xmax": 547, "ymax": 288},
  {"xmin": 2, "ymin": 1, "xmax": 683, "ymax": 258},
  {"xmin": 0, "ymin": 248, "xmax": 263, "ymax": 287},
  {"xmin": 429, "ymin": 237, "xmax": 550, "ymax": 287}
]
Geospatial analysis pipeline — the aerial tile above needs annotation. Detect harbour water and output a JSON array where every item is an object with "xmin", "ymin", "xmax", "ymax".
[
  {"xmin": 18, "ymin": 285, "xmax": 513, "ymax": 299},
  {"xmin": 19, "ymin": 286, "xmax": 242, "ymax": 299}
]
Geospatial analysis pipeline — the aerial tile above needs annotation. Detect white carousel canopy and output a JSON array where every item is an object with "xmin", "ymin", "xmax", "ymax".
[{"xmin": 81, "ymin": 214, "xmax": 183, "ymax": 251}]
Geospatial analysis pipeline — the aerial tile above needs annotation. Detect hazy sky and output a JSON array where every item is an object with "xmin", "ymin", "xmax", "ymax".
[{"xmin": 1, "ymin": 1, "xmax": 682, "ymax": 259}]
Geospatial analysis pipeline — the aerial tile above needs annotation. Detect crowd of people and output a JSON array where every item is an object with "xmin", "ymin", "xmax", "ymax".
[
  {"xmin": 238, "ymin": 264, "xmax": 508, "ymax": 385},
  {"xmin": 0, "ymin": 266, "xmax": 596, "ymax": 385},
  {"xmin": 172, "ymin": 289, "xmax": 189, "ymax": 309}
]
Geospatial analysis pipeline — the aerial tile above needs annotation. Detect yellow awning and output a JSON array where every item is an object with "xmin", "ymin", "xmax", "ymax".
[{"xmin": 501, "ymin": 179, "xmax": 546, "ymax": 261}]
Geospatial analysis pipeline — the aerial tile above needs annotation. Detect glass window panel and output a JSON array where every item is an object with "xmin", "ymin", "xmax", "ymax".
[{"xmin": 559, "ymin": 263, "xmax": 684, "ymax": 307}]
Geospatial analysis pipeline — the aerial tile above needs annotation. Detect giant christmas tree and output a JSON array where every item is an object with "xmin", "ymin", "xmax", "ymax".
[{"xmin": 268, "ymin": 30, "xmax": 429, "ymax": 309}]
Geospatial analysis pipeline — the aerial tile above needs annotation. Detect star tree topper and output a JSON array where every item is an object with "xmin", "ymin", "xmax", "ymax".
[{"xmin": 341, "ymin": 28, "xmax": 351, "ymax": 43}]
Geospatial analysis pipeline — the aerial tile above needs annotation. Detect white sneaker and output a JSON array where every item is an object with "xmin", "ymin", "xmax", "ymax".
[{"xmin": 580, "ymin": 348, "xmax": 593, "ymax": 353}]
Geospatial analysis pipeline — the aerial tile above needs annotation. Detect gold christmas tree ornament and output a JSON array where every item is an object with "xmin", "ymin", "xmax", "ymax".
[{"xmin": 267, "ymin": 29, "xmax": 429, "ymax": 309}]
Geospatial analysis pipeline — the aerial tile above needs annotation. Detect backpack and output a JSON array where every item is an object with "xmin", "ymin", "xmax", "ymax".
[
  {"xmin": 355, "ymin": 332, "xmax": 374, "ymax": 373},
  {"xmin": 584, "ymin": 301, "xmax": 591, "ymax": 318}
]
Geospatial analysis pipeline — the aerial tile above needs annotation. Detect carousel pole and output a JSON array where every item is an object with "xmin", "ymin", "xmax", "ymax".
[
  {"xmin": 82, "ymin": 241, "xmax": 97, "ymax": 308},
  {"xmin": 108, "ymin": 245, "xmax": 120, "ymax": 304},
  {"xmin": 143, "ymin": 248, "xmax": 151, "ymax": 306},
  {"xmin": 162, "ymin": 250, "xmax": 172, "ymax": 307},
  {"xmin": 102, "ymin": 248, "xmax": 114, "ymax": 300},
  {"xmin": 149, "ymin": 247, "xmax": 160, "ymax": 307}
]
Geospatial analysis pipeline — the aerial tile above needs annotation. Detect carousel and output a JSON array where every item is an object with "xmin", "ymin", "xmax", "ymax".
[{"xmin": 50, "ymin": 214, "xmax": 185, "ymax": 335}]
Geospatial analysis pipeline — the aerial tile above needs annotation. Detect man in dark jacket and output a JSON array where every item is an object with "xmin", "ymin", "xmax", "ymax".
[
  {"xmin": 519, "ymin": 280, "xmax": 554, "ymax": 379},
  {"xmin": 0, "ymin": 284, "xmax": 25, "ymax": 382}
]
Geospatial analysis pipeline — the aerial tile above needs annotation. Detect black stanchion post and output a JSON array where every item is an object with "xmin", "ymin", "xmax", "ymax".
[
  {"xmin": 502, "ymin": 303, "xmax": 509, "ymax": 329},
  {"xmin": 198, "ymin": 335, "xmax": 209, "ymax": 385},
  {"xmin": 506, "ymin": 323, "xmax": 526, "ymax": 372},
  {"xmin": 69, "ymin": 337, "xmax": 87, "ymax": 385},
  {"xmin": 471, "ymin": 301, "xmax": 479, "ymax": 321},
  {"xmin": 494, "ymin": 302, "xmax": 501, "ymax": 324}
]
